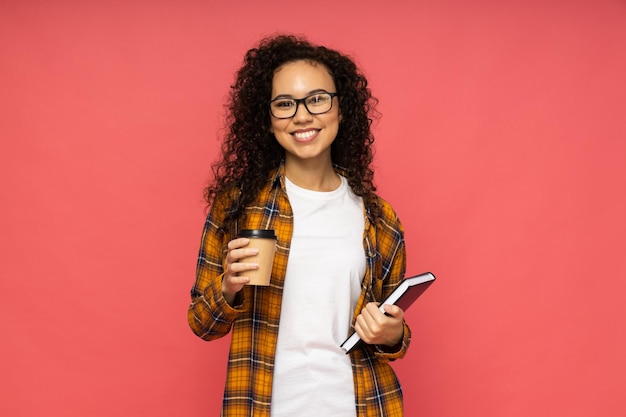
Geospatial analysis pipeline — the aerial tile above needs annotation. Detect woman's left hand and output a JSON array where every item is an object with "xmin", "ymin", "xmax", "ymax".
[{"xmin": 354, "ymin": 302, "xmax": 405, "ymax": 347}]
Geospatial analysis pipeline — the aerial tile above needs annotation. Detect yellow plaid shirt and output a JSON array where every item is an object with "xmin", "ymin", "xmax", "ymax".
[{"xmin": 188, "ymin": 164, "xmax": 410, "ymax": 417}]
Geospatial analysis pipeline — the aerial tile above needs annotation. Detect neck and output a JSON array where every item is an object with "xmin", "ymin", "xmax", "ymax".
[{"xmin": 284, "ymin": 160, "xmax": 340, "ymax": 192}]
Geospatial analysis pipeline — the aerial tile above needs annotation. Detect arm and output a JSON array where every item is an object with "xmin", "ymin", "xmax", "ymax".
[
  {"xmin": 356, "ymin": 198, "xmax": 411, "ymax": 360},
  {"xmin": 187, "ymin": 190, "xmax": 261, "ymax": 340},
  {"xmin": 187, "ymin": 205, "xmax": 240, "ymax": 341}
]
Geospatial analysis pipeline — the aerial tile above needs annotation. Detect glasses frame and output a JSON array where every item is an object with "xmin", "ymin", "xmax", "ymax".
[{"xmin": 268, "ymin": 92, "xmax": 339, "ymax": 119}]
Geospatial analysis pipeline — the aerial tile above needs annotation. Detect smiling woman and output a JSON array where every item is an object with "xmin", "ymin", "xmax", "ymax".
[
  {"xmin": 269, "ymin": 61, "xmax": 342, "ymax": 185},
  {"xmin": 187, "ymin": 34, "xmax": 411, "ymax": 417}
]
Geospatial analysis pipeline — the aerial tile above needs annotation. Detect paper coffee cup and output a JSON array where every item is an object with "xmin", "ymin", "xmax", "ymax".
[{"xmin": 237, "ymin": 229, "xmax": 277, "ymax": 286}]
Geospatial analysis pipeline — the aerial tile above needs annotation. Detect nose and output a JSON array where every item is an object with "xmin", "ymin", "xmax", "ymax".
[{"xmin": 292, "ymin": 101, "xmax": 313, "ymax": 122}]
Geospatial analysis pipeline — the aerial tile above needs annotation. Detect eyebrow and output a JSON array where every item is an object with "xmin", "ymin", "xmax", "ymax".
[{"xmin": 271, "ymin": 89, "xmax": 331, "ymax": 100}]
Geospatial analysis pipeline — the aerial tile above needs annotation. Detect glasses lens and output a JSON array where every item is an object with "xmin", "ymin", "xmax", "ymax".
[
  {"xmin": 305, "ymin": 93, "xmax": 332, "ymax": 114},
  {"xmin": 270, "ymin": 99, "xmax": 296, "ymax": 118}
]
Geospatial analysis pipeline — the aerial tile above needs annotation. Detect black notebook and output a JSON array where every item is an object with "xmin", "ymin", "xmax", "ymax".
[{"xmin": 340, "ymin": 272, "xmax": 436, "ymax": 353}]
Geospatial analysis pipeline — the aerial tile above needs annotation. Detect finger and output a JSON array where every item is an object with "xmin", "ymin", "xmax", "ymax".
[
  {"xmin": 227, "ymin": 261, "xmax": 259, "ymax": 275},
  {"xmin": 354, "ymin": 318, "xmax": 373, "ymax": 342},
  {"xmin": 226, "ymin": 247, "xmax": 259, "ymax": 266},
  {"xmin": 356, "ymin": 310, "xmax": 379, "ymax": 336},
  {"xmin": 224, "ymin": 275, "xmax": 250, "ymax": 286},
  {"xmin": 381, "ymin": 304, "xmax": 404, "ymax": 320},
  {"xmin": 225, "ymin": 238, "xmax": 250, "ymax": 263},
  {"xmin": 227, "ymin": 237, "xmax": 250, "ymax": 250},
  {"xmin": 363, "ymin": 303, "xmax": 387, "ymax": 324}
]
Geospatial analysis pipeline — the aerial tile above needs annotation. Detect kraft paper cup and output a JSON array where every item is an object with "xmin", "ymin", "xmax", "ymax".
[{"xmin": 237, "ymin": 229, "xmax": 277, "ymax": 286}]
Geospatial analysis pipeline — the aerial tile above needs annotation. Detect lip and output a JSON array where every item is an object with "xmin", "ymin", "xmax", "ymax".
[{"xmin": 291, "ymin": 128, "xmax": 320, "ymax": 142}]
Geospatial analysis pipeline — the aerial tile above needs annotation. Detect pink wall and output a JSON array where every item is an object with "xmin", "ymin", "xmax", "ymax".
[{"xmin": 1, "ymin": 1, "xmax": 625, "ymax": 416}]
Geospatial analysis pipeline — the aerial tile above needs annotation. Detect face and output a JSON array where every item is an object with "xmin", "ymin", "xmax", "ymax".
[{"xmin": 270, "ymin": 60, "xmax": 341, "ymax": 167}]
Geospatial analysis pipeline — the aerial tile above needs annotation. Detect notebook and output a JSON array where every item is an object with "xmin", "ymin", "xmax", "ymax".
[{"xmin": 340, "ymin": 272, "xmax": 436, "ymax": 353}]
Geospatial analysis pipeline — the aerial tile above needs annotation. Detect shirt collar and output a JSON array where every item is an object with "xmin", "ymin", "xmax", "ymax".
[
  {"xmin": 270, "ymin": 160, "xmax": 375, "ymax": 223},
  {"xmin": 269, "ymin": 161, "xmax": 360, "ymax": 217},
  {"xmin": 271, "ymin": 160, "xmax": 349, "ymax": 185}
]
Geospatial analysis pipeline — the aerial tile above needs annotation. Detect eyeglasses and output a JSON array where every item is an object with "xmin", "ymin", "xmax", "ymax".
[{"xmin": 269, "ymin": 92, "xmax": 338, "ymax": 119}]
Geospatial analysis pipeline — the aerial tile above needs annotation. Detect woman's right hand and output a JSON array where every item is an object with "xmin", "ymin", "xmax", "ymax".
[{"xmin": 222, "ymin": 237, "xmax": 259, "ymax": 304}]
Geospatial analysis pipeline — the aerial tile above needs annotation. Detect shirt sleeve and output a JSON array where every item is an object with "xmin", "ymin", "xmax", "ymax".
[{"xmin": 187, "ymin": 193, "xmax": 244, "ymax": 341}]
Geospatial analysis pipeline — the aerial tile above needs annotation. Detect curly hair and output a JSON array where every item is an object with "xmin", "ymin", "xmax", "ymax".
[{"xmin": 205, "ymin": 34, "xmax": 381, "ymax": 229}]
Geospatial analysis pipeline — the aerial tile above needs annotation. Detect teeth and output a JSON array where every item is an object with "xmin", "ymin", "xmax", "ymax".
[{"xmin": 293, "ymin": 130, "xmax": 317, "ymax": 140}]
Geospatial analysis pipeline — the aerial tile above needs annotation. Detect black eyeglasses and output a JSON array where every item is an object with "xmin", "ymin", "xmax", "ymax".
[{"xmin": 269, "ymin": 92, "xmax": 338, "ymax": 119}]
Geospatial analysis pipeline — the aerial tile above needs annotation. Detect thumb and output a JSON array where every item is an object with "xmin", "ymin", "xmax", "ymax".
[{"xmin": 381, "ymin": 304, "xmax": 404, "ymax": 319}]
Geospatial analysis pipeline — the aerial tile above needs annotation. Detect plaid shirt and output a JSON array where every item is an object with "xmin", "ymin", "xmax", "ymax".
[{"xmin": 188, "ymin": 164, "xmax": 410, "ymax": 417}]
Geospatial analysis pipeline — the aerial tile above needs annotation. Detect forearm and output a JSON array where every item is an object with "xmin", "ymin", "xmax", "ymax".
[
  {"xmin": 188, "ymin": 271, "xmax": 239, "ymax": 339},
  {"xmin": 375, "ymin": 219, "xmax": 410, "ymax": 359},
  {"xmin": 188, "ymin": 204, "xmax": 242, "ymax": 340}
]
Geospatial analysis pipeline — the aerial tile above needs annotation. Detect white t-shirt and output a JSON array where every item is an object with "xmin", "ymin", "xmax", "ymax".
[{"xmin": 270, "ymin": 175, "xmax": 365, "ymax": 417}]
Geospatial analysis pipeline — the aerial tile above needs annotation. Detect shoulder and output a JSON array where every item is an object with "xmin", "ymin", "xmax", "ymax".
[
  {"xmin": 376, "ymin": 195, "xmax": 397, "ymax": 216},
  {"xmin": 370, "ymin": 194, "xmax": 406, "ymax": 282},
  {"xmin": 213, "ymin": 186, "xmax": 239, "ymax": 209},
  {"xmin": 374, "ymin": 195, "xmax": 403, "ymax": 227},
  {"xmin": 371, "ymin": 194, "xmax": 405, "ymax": 247},
  {"xmin": 207, "ymin": 186, "xmax": 240, "ymax": 227}
]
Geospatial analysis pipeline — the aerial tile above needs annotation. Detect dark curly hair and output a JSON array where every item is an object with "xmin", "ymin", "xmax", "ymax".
[{"xmin": 205, "ymin": 34, "xmax": 381, "ymax": 229}]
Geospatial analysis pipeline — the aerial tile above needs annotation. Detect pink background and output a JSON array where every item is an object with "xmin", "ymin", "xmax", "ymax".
[{"xmin": 1, "ymin": 1, "xmax": 625, "ymax": 416}]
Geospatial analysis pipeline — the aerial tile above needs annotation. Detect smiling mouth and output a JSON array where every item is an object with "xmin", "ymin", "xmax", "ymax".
[{"xmin": 292, "ymin": 130, "xmax": 319, "ymax": 141}]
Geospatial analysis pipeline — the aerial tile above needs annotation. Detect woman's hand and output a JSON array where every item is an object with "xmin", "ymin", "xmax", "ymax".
[
  {"xmin": 222, "ymin": 237, "xmax": 259, "ymax": 304},
  {"xmin": 354, "ymin": 302, "xmax": 405, "ymax": 347}
]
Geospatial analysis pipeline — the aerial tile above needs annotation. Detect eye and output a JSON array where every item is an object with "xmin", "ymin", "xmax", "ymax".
[
  {"xmin": 306, "ymin": 94, "xmax": 330, "ymax": 106},
  {"xmin": 273, "ymin": 99, "xmax": 295, "ymax": 109}
]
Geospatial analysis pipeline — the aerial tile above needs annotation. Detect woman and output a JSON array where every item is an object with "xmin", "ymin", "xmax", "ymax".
[{"xmin": 188, "ymin": 34, "xmax": 410, "ymax": 417}]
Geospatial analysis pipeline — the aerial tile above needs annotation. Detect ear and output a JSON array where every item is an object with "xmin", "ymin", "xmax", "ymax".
[{"xmin": 337, "ymin": 99, "xmax": 343, "ymax": 123}]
